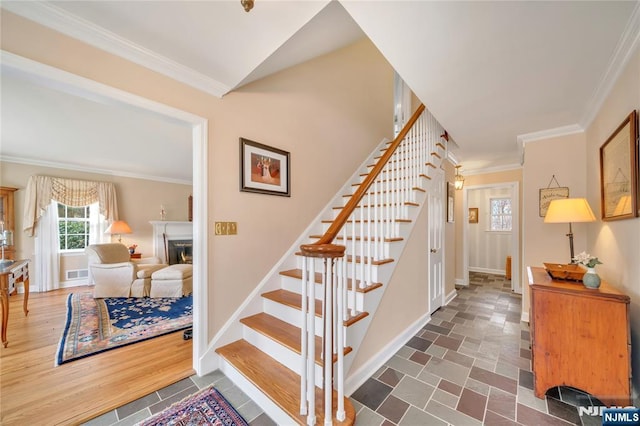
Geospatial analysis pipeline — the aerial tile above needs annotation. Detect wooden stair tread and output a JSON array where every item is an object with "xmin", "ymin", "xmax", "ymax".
[
  {"xmin": 332, "ymin": 201, "xmax": 418, "ymax": 209},
  {"xmin": 342, "ymin": 187, "xmax": 424, "ymax": 197},
  {"xmin": 240, "ymin": 313, "xmax": 352, "ymax": 365},
  {"xmin": 321, "ymin": 219, "xmax": 411, "ymax": 224},
  {"xmin": 309, "ymin": 234, "xmax": 403, "ymax": 243},
  {"xmin": 262, "ymin": 289, "xmax": 371, "ymax": 326},
  {"xmin": 293, "ymin": 252, "xmax": 394, "ymax": 266},
  {"xmin": 279, "ymin": 269, "xmax": 383, "ymax": 294},
  {"xmin": 216, "ymin": 340, "xmax": 355, "ymax": 425}
]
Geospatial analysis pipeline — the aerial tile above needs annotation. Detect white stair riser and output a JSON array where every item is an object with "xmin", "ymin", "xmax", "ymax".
[
  {"xmin": 332, "ymin": 205, "xmax": 413, "ymax": 219},
  {"xmin": 279, "ymin": 277, "xmax": 365, "ymax": 313},
  {"xmin": 321, "ymin": 221, "xmax": 404, "ymax": 237},
  {"xmin": 294, "ymin": 257, "xmax": 383, "ymax": 283},
  {"xmin": 263, "ymin": 297, "xmax": 325, "ymax": 334},
  {"xmin": 218, "ymin": 360, "xmax": 295, "ymax": 425},
  {"xmin": 242, "ymin": 326, "xmax": 326, "ymax": 388}
]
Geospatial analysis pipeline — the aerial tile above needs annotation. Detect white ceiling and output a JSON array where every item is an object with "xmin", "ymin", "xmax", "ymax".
[{"xmin": 1, "ymin": 0, "xmax": 639, "ymax": 181}]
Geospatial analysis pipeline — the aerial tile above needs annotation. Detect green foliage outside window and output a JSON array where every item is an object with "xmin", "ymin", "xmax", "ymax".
[{"xmin": 58, "ymin": 203, "xmax": 90, "ymax": 250}]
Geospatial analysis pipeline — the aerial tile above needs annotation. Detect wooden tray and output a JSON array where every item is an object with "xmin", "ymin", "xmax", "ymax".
[{"xmin": 544, "ymin": 263, "xmax": 585, "ymax": 281}]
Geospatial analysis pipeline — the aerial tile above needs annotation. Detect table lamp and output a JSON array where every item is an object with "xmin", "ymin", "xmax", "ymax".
[
  {"xmin": 544, "ymin": 198, "xmax": 596, "ymax": 263},
  {"xmin": 105, "ymin": 220, "xmax": 132, "ymax": 243}
]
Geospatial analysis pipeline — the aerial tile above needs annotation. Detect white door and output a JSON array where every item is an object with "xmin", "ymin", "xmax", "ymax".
[{"xmin": 428, "ymin": 169, "xmax": 444, "ymax": 313}]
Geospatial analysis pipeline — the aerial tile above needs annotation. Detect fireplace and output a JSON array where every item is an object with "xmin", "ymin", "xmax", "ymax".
[
  {"xmin": 167, "ymin": 239, "xmax": 193, "ymax": 265},
  {"xmin": 150, "ymin": 221, "xmax": 193, "ymax": 264}
]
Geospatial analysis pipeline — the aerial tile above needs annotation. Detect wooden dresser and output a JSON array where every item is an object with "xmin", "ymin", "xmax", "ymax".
[{"xmin": 528, "ymin": 266, "xmax": 631, "ymax": 406}]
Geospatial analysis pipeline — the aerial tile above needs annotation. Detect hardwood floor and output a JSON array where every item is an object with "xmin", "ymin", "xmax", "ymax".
[{"xmin": 0, "ymin": 286, "xmax": 193, "ymax": 425}]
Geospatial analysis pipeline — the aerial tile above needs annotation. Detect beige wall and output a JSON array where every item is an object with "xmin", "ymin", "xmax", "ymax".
[
  {"xmin": 585, "ymin": 45, "xmax": 640, "ymax": 392},
  {"xmin": 0, "ymin": 161, "xmax": 191, "ymax": 282},
  {"xmin": 522, "ymin": 133, "xmax": 587, "ymax": 317},
  {"xmin": 1, "ymin": 12, "xmax": 394, "ymax": 340}
]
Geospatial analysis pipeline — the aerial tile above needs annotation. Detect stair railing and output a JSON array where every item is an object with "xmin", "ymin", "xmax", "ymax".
[{"xmin": 299, "ymin": 103, "xmax": 446, "ymax": 425}]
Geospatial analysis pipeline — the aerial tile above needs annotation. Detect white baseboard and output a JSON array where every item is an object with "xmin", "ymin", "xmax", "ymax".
[
  {"xmin": 345, "ymin": 313, "xmax": 431, "ymax": 396},
  {"xmin": 444, "ymin": 289, "xmax": 457, "ymax": 305},
  {"xmin": 521, "ymin": 311, "xmax": 529, "ymax": 323},
  {"xmin": 455, "ymin": 278, "xmax": 467, "ymax": 286},
  {"xmin": 345, "ymin": 289, "xmax": 461, "ymax": 395},
  {"xmin": 60, "ymin": 280, "xmax": 89, "ymax": 288},
  {"xmin": 469, "ymin": 266, "xmax": 505, "ymax": 276}
]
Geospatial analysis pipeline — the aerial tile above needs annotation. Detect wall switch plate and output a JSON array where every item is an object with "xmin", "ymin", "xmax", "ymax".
[{"xmin": 214, "ymin": 221, "xmax": 237, "ymax": 235}]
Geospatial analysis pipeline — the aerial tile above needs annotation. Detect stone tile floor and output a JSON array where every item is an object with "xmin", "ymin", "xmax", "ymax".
[
  {"xmin": 86, "ymin": 272, "xmax": 610, "ymax": 425},
  {"xmin": 350, "ymin": 272, "xmax": 605, "ymax": 426}
]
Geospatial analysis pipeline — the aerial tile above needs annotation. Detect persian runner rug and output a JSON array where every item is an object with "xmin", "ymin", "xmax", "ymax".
[
  {"xmin": 56, "ymin": 292, "xmax": 192, "ymax": 365},
  {"xmin": 137, "ymin": 386, "xmax": 249, "ymax": 426}
]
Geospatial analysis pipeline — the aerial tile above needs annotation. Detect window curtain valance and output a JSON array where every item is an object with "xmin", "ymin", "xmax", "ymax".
[{"xmin": 23, "ymin": 175, "xmax": 119, "ymax": 236}]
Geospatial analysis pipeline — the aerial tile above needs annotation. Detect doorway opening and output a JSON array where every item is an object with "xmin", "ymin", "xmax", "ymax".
[{"xmin": 462, "ymin": 182, "xmax": 520, "ymax": 294}]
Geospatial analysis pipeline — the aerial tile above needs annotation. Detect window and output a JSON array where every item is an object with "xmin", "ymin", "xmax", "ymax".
[
  {"xmin": 490, "ymin": 198, "xmax": 512, "ymax": 231},
  {"xmin": 58, "ymin": 203, "xmax": 90, "ymax": 251}
]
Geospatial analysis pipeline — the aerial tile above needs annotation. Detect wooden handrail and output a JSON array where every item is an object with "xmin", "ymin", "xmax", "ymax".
[{"xmin": 312, "ymin": 103, "xmax": 426, "ymax": 247}]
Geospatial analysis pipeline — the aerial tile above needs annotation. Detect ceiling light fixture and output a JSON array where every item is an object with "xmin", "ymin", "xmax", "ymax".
[
  {"xmin": 241, "ymin": 0, "xmax": 254, "ymax": 12},
  {"xmin": 454, "ymin": 165, "xmax": 465, "ymax": 190}
]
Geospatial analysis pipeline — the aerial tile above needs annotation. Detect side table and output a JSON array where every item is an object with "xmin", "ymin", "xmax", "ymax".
[{"xmin": 1, "ymin": 259, "xmax": 30, "ymax": 348}]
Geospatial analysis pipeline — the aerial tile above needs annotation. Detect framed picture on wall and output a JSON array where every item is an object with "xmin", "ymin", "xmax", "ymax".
[
  {"xmin": 447, "ymin": 182, "xmax": 455, "ymax": 223},
  {"xmin": 539, "ymin": 187, "xmax": 569, "ymax": 217},
  {"xmin": 600, "ymin": 110, "xmax": 638, "ymax": 220},
  {"xmin": 240, "ymin": 138, "xmax": 291, "ymax": 197},
  {"xmin": 468, "ymin": 207, "xmax": 478, "ymax": 223}
]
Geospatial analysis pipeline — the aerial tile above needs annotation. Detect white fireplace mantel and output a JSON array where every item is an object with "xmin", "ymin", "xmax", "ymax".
[{"xmin": 150, "ymin": 221, "xmax": 193, "ymax": 263}]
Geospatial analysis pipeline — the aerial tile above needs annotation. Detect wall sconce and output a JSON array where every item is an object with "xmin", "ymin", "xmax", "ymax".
[
  {"xmin": 105, "ymin": 220, "xmax": 132, "ymax": 243},
  {"xmin": 454, "ymin": 165, "xmax": 465, "ymax": 190}
]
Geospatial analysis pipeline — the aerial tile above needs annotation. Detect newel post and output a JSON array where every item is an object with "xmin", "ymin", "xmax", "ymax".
[{"xmin": 299, "ymin": 243, "xmax": 346, "ymax": 425}]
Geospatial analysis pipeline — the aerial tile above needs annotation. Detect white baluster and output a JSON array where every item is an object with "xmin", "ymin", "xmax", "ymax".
[
  {"xmin": 300, "ymin": 256, "xmax": 308, "ymax": 416},
  {"xmin": 323, "ymin": 258, "xmax": 332, "ymax": 426},
  {"xmin": 336, "ymin": 257, "xmax": 345, "ymax": 421},
  {"xmin": 307, "ymin": 258, "xmax": 316, "ymax": 426}
]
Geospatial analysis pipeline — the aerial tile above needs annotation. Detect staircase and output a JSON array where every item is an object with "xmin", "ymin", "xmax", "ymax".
[{"xmin": 215, "ymin": 104, "xmax": 448, "ymax": 425}]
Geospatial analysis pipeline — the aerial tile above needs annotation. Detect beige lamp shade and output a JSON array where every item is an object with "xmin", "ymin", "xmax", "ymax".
[
  {"xmin": 544, "ymin": 198, "xmax": 596, "ymax": 223},
  {"xmin": 544, "ymin": 198, "xmax": 596, "ymax": 263},
  {"xmin": 105, "ymin": 220, "xmax": 132, "ymax": 243}
]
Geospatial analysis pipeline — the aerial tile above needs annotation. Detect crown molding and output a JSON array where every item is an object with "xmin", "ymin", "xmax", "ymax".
[
  {"xmin": 2, "ymin": 2, "xmax": 230, "ymax": 98},
  {"xmin": 517, "ymin": 124, "xmax": 584, "ymax": 145},
  {"xmin": 0, "ymin": 156, "xmax": 192, "ymax": 186},
  {"xmin": 580, "ymin": 1, "xmax": 640, "ymax": 129},
  {"xmin": 463, "ymin": 163, "xmax": 523, "ymax": 176}
]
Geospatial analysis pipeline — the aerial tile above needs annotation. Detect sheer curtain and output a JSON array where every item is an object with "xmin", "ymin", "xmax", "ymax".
[{"xmin": 34, "ymin": 201, "xmax": 60, "ymax": 292}]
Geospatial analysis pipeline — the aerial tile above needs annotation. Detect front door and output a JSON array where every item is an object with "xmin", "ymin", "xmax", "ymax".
[{"xmin": 428, "ymin": 169, "xmax": 444, "ymax": 313}]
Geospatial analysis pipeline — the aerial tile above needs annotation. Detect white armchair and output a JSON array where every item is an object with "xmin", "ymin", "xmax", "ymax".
[{"xmin": 85, "ymin": 243, "xmax": 166, "ymax": 298}]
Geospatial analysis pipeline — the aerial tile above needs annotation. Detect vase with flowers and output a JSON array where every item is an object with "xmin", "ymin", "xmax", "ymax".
[
  {"xmin": 128, "ymin": 244, "xmax": 138, "ymax": 255},
  {"xmin": 573, "ymin": 251, "xmax": 602, "ymax": 289}
]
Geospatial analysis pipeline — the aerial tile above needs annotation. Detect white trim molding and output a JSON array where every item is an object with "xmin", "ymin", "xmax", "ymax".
[{"xmin": 2, "ymin": 2, "xmax": 230, "ymax": 98}]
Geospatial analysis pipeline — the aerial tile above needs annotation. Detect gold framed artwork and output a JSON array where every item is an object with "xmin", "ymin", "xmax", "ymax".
[
  {"xmin": 468, "ymin": 208, "xmax": 478, "ymax": 223},
  {"xmin": 599, "ymin": 110, "xmax": 638, "ymax": 221}
]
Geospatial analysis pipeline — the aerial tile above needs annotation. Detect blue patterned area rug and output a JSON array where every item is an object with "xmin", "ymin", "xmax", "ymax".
[
  {"xmin": 137, "ymin": 386, "xmax": 249, "ymax": 426},
  {"xmin": 56, "ymin": 292, "xmax": 192, "ymax": 365}
]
